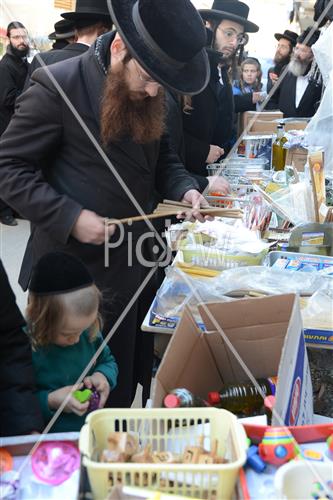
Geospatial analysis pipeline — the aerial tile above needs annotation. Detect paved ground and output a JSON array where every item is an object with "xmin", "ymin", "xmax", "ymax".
[{"xmin": 0, "ymin": 219, "xmax": 29, "ymax": 313}]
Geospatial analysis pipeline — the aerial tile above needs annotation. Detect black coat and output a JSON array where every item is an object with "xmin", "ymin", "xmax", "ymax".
[
  {"xmin": 182, "ymin": 57, "xmax": 235, "ymax": 177},
  {"xmin": 165, "ymin": 90, "xmax": 208, "ymax": 192},
  {"xmin": 25, "ymin": 43, "xmax": 89, "ymax": 88},
  {"xmin": 0, "ymin": 259, "xmax": 43, "ymax": 436},
  {"xmin": 0, "ymin": 46, "xmax": 29, "ymax": 135},
  {"xmin": 0, "ymin": 32, "xmax": 198, "ymax": 406},
  {"xmin": 276, "ymin": 72, "xmax": 323, "ymax": 118}
]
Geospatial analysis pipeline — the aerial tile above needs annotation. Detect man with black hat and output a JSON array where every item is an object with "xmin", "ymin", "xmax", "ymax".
[
  {"xmin": 275, "ymin": 28, "xmax": 322, "ymax": 118},
  {"xmin": 267, "ymin": 29, "xmax": 298, "ymax": 94},
  {"xmin": 27, "ymin": 0, "xmax": 112, "ymax": 79},
  {"xmin": 0, "ymin": 0, "xmax": 210, "ymax": 407},
  {"xmin": 182, "ymin": 0, "xmax": 259, "ymax": 176},
  {"xmin": 48, "ymin": 19, "xmax": 76, "ymax": 51}
]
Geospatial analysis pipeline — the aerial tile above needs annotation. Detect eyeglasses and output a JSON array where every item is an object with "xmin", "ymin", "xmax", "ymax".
[
  {"xmin": 133, "ymin": 59, "xmax": 159, "ymax": 86},
  {"xmin": 218, "ymin": 27, "xmax": 247, "ymax": 45}
]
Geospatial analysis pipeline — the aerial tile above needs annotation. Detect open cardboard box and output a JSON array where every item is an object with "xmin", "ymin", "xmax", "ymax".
[{"xmin": 153, "ymin": 294, "xmax": 313, "ymax": 427}]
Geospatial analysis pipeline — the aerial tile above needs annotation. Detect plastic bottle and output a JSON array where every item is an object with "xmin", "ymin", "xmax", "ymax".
[
  {"xmin": 272, "ymin": 123, "xmax": 287, "ymax": 171},
  {"xmin": 163, "ymin": 388, "xmax": 209, "ymax": 408},
  {"xmin": 208, "ymin": 377, "xmax": 278, "ymax": 416}
]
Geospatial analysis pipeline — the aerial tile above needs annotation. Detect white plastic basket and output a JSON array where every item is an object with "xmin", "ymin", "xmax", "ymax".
[{"xmin": 79, "ymin": 408, "xmax": 247, "ymax": 500}]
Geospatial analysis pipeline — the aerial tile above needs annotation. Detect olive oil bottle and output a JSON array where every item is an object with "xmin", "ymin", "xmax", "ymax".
[{"xmin": 272, "ymin": 123, "xmax": 287, "ymax": 171}]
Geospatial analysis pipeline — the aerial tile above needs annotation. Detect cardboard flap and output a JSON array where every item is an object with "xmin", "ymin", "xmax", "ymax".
[
  {"xmin": 153, "ymin": 306, "xmax": 224, "ymax": 403},
  {"xmin": 198, "ymin": 296, "xmax": 296, "ymax": 384}
]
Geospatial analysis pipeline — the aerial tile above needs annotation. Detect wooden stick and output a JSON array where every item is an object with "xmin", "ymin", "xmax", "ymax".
[{"xmin": 106, "ymin": 208, "xmax": 243, "ymax": 225}]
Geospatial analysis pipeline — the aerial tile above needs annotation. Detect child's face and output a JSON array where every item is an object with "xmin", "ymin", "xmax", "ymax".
[
  {"xmin": 54, "ymin": 309, "xmax": 98, "ymax": 347},
  {"xmin": 242, "ymin": 64, "xmax": 259, "ymax": 85}
]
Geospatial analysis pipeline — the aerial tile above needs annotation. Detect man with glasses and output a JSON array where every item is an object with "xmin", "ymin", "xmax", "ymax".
[
  {"xmin": 0, "ymin": 0, "xmax": 210, "ymax": 408},
  {"xmin": 0, "ymin": 22, "xmax": 30, "ymax": 225},
  {"xmin": 182, "ymin": 0, "xmax": 259, "ymax": 176}
]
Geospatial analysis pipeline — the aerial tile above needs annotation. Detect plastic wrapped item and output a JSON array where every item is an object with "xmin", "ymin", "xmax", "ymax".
[
  {"xmin": 152, "ymin": 265, "xmax": 325, "ymax": 327},
  {"xmin": 301, "ymin": 280, "xmax": 333, "ymax": 331},
  {"xmin": 305, "ymin": 23, "xmax": 333, "ymax": 177},
  {"xmin": 178, "ymin": 220, "xmax": 271, "ymax": 270}
]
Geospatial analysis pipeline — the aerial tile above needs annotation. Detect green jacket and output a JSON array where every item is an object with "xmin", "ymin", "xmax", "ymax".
[{"xmin": 32, "ymin": 330, "xmax": 118, "ymax": 433}]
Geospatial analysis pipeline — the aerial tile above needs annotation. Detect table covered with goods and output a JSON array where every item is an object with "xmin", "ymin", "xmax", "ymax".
[{"xmin": 1, "ymin": 28, "xmax": 333, "ymax": 500}]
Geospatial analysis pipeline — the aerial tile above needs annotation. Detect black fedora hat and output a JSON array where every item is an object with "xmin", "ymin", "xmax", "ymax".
[
  {"xmin": 62, "ymin": 0, "xmax": 111, "ymax": 22},
  {"xmin": 274, "ymin": 29, "xmax": 298, "ymax": 46},
  {"xmin": 200, "ymin": 0, "xmax": 259, "ymax": 33},
  {"xmin": 297, "ymin": 27, "xmax": 321, "ymax": 47},
  {"xmin": 48, "ymin": 19, "xmax": 75, "ymax": 40},
  {"xmin": 107, "ymin": 0, "xmax": 210, "ymax": 96}
]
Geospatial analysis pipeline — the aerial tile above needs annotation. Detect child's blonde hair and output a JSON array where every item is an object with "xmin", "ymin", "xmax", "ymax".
[{"xmin": 26, "ymin": 285, "xmax": 102, "ymax": 349}]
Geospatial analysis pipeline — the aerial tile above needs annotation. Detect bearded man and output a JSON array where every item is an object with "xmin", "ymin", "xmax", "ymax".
[
  {"xmin": 267, "ymin": 29, "xmax": 298, "ymax": 94},
  {"xmin": 0, "ymin": 21, "xmax": 30, "ymax": 226},
  {"xmin": 275, "ymin": 28, "xmax": 323, "ymax": 118},
  {"xmin": 182, "ymin": 0, "xmax": 259, "ymax": 175},
  {"xmin": 0, "ymin": 0, "xmax": 210, "ymax": 408}
]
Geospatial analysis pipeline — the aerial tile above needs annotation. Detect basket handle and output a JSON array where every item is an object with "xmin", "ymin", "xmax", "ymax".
[
  {"xmin": 79, "ymin": 423, "xmax": 90, "ymax": 457},
  {"xmin": 237, "ymin": 422, "xmax": 249, "ymax": 450}
]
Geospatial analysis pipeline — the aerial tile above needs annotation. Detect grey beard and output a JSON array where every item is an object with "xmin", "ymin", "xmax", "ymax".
[{"xmin": 288, "ymin": 58, "xmax": 309, "ymax": 77}]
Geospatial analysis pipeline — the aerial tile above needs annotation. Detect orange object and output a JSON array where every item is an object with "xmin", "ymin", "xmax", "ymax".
[{"xmin": 0, "ymin": 448, "xmax": 13, "ymax": 473}]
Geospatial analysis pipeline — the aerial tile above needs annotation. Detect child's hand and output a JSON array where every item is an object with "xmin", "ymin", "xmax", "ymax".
[
  {"xmin": 48, "ymin": 386, "xmax": 90, "ymax": 416},
  {"xmin": 83, "ymin": 373, "xmax": 110, "ymax": 408}
]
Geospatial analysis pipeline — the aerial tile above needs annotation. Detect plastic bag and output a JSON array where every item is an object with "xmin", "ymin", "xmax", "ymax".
[
  {"xmin": 302, "ymin": 279, "xmax": 333, "ymax": 330},
  {"xmin": 305, "ymin": 24, "xmax": 333, "ymax": 176}
]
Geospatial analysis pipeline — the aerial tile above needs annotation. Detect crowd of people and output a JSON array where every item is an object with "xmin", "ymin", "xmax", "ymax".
[{"xmin": 0, "ymin": 0, "xmax": 326, "ymax": 437}]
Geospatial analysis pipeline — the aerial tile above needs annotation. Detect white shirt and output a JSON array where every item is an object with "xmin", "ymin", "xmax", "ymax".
[{"xmin": 295, "ymin": 74, "xmax": 310, "ymax": 108}]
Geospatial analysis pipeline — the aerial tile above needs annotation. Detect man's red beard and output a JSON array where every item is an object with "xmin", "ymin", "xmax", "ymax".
[{"xmin": 100, "ymin": 62, "xmax": 166, "ymax": 145}]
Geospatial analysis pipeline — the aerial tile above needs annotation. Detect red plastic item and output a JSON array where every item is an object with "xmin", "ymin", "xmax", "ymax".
[
  {"xmin": 258, "ymin": 427, "xmax": 299, "ymax": 466},
  {"xmin": 164, "ymin": 394, "xmax": 181, "ymax": 408},
  {"xmin": 244, "ymin": 422, "xmax": 333, "ymax": 445}
]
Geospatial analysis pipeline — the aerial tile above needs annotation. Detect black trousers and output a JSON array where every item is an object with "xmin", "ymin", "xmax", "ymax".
[{"xmin": 100, "ymin": 239, "xmax": 158, "ymax": 408}]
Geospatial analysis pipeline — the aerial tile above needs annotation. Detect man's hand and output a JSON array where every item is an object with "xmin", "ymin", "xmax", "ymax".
[
  {"xmin": 206, "ymin": 145, "xmax": 224, "ymax": 164},
  {"xmin": 207, "ymin": 175, "xmax": 231, "ymax": 195},
  {"xmin": 84, "ymin": 372, "xmax": 110, "ymax": 409},
  {"xmin": 179, "ymin": 189, "xmax": 212, "ymax": 222},
  {"xmin": 269, "ymin": 72, "xmax": 278, "ymax": 84},
  {"xmin": 48, "ymin": 385, "xmax": 89, "ymax": 416},
  {"xmin": 71, "ymin": 209, "xmax": 116, "ymax": 245}
]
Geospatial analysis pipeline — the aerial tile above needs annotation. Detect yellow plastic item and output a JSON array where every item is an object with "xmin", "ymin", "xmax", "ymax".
[{"xmin": 79, "ymin": 408, "xmax": 247, "ymax": 500}]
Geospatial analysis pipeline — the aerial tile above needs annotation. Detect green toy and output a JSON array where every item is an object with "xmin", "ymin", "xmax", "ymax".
[{"xmin": 73, "ymin": 388, "xmax": 92, "ymax": 404}]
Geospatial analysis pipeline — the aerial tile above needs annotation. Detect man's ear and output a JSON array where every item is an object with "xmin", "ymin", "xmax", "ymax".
[{"xmin": 110, "ymin": 33, "xmax": 127, "ymax": 63}]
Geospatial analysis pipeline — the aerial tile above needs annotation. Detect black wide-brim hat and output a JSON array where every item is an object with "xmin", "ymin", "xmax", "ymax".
[
  {"xmin": 29, "ymin": 252, "xmax": 94, "ymax": 296},
  {"xmin": 200, "ymin": 0, "xmax": 259, "ymax": 33},
  {"xmin": 48, "ymin": 20, "xmax": 75, "ymax": 40},
  {"xmin": 107, "ymin": 0, "xmax": 210, "ymax": 96},
  {"xmin": 274, "ymin": 29, "xmax": 298, "ymax": 46},
  {"xmin": 62, "ymin": 0, "xmax": 111, "ymax": 22}
]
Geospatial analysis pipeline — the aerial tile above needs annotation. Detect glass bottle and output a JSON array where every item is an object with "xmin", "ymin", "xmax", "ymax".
[{"xmin": 272, "ymin": 123, "xmax": 287, "ymax": 171}]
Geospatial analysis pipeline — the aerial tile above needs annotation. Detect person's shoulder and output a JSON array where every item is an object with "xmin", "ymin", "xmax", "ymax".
[{"xmin": 31, "ymin": 54, "xmax": 82, "ymax": 92}]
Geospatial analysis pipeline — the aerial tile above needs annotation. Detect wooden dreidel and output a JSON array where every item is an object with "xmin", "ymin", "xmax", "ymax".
[
  {"xmin": 152, "ymin": 451, "xmax": 179, "ymax": 464},
  {"xmin": 101, "ymin": 432, "xmax": 139, "ymax": 463},
  {"xmin": 131, "ymin": 444, "xmax": 153, "ymax": 464},
  {"xmin": 183, "ymin": 436, "xmax": 205, "ymax": 464}
]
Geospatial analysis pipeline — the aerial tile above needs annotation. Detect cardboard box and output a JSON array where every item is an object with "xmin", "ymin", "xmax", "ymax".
[
  {"xmin": 285, "ymin": 147, "xmax": 308, "ymax": 172},
  {"xmin": 240, "ymin": 111, "xmax": 283, "ymax": 135},
  {"xmin": 153, "ymin": 294, "xmax": 313, "ymax": 427}
]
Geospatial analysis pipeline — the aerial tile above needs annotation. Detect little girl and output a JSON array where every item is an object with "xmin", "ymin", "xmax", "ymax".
[{"xmin": 26, "ymin": 252, "xmax": 118, "ymax": 433}]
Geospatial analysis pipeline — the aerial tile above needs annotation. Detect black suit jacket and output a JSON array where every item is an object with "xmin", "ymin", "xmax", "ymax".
[
  {"xmin": 25, "ymin": 43, "xmax": 89, "ymax": 89},
  {"xmin": 182, "ymin": 57, "xmax": 234, "ymax": 177},
  {"xmin": 0, "ymin": 32, "xmax": 197, "ymax": 290},
  {"xmin": 0, "ymin": 259, "xmax": 43, "ymax": 436},
  {"xmin": 277, "ymin": 72, "xmax": 322, "ymax": 118},
  {"xmin": 0, "ymin": 48, "xmax": 29, "ymax": 135}
]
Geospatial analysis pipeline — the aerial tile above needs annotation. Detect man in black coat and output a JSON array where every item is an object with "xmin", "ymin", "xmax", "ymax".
[
  {"xmin": 0, "ymin": 21, "xmax": 30, "ymax": 226},
  {"xmin": 182, "ymin": 0, "xmax": 259, "ymax": 177},
  {"xmin": 0, "ymin": 259, "xmax": 43, "ymax": 436},
  {"xmin": 26, "ymin": 0, "xmax": 113, "ymax": 82},
  {"xmin": 267, "ymin": 29, "xmax": 298, "ymax": 95},
  {"xmin": 274, "ymin": 28, "xmax": 323, "ymax": 118},
  {"xmin": 0, "ymin": 0, "xmax": 210, "ymax": 408},
  {"xmin": 48, "ymin": 19, "xmax": 75, "ymax": 51}
]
